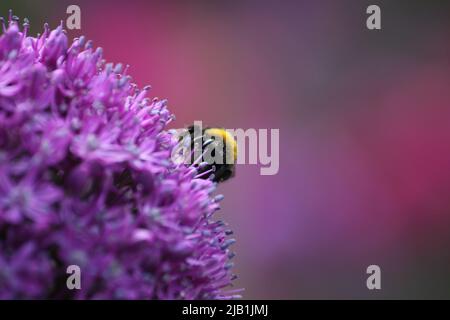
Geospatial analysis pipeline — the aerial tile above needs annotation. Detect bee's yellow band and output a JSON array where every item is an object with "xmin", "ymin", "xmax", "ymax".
[{"xmin": 205, "ymin": 128, "xmax": 238, "ymax": 162}]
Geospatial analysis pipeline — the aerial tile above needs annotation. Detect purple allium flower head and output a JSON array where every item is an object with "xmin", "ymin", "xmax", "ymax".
[{"xmin": 0, "ymin": 14, "xmax": 240, "ymax": 299}]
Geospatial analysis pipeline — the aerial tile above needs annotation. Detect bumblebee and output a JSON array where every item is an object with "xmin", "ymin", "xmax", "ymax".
[{"xmin": 186, "ymin": 125, "xmax": 237, "ymax": 183}]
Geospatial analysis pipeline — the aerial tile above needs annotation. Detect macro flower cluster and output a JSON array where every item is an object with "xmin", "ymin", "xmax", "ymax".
[{"xmin": 0, "ymin": 15, "xmax": 238, "ymax": 299}]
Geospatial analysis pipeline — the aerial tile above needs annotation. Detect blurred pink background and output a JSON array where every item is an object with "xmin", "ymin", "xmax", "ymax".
[{"xmin": 5, "ymin": 0, "xmax": 450, "ymax": 298}]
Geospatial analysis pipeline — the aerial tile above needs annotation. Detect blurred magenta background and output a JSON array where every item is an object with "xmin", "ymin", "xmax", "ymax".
[{"xmin": 3, "ymin": 0, "xmax": 450, "ymax": 298}]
